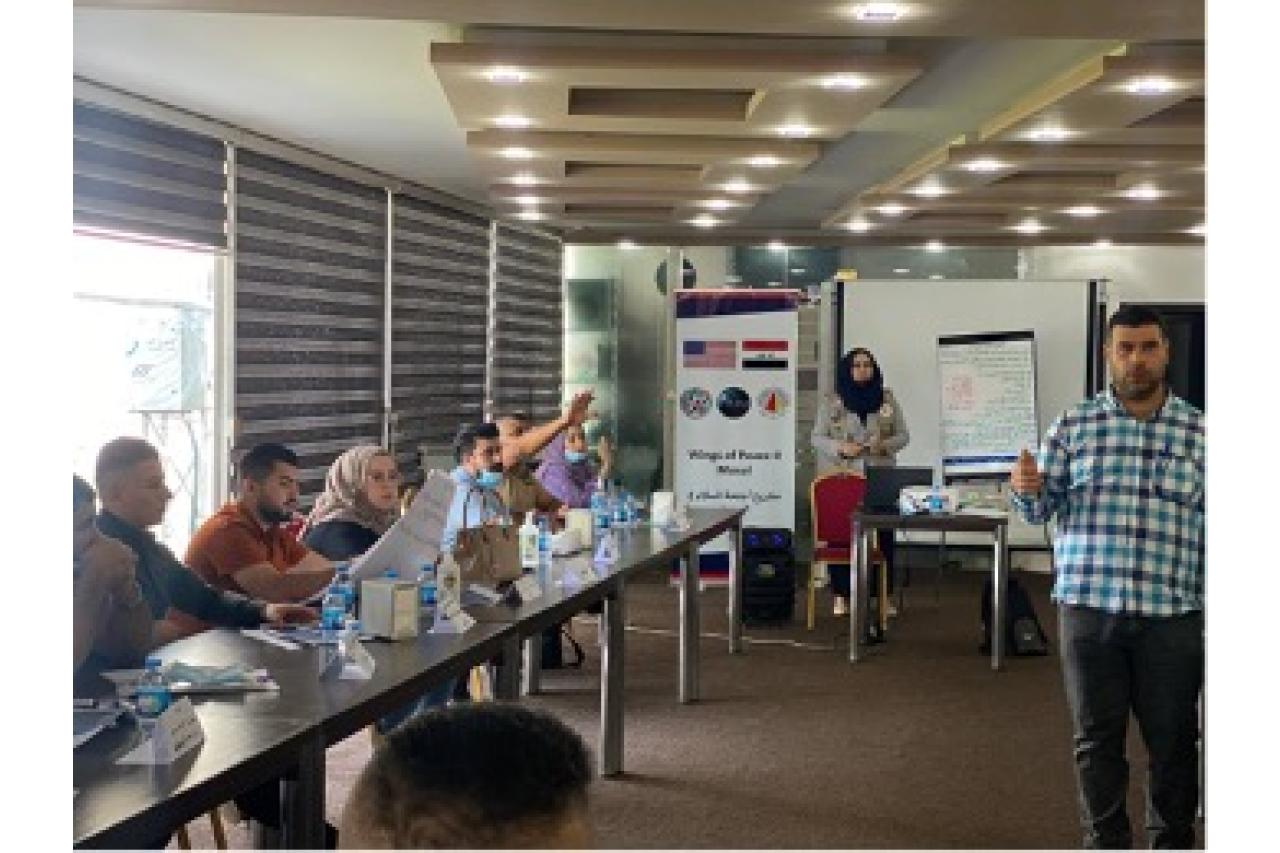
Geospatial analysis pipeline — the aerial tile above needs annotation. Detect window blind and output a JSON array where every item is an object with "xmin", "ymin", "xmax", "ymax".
[
  {"xmin": 233, "ymin": 149, "xmax": 386, "ymax": 506},
  {"xmin": 389, "ymin": 194, "xmax": 490, "ymax": 483},
  {"xmin": 73, "ymin": 101, "xmax": 227, "ymax": 249},
  {"xmin": 490, "ymin": 224, "xmax": 564, "ymax": 422}
]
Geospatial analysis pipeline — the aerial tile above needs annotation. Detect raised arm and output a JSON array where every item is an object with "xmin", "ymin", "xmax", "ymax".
[{"xmin": 512, "ymin": 391, "xmax": 594, "ymax": 459}]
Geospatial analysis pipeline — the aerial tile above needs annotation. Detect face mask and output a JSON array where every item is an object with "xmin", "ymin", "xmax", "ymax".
[
  {"xmin": 564, "ymin": 450, "xmax": 587, "ymax": 464},
  {"xmin": 476, "ymin": 470, "xmax": 504, "ymax": 490}
]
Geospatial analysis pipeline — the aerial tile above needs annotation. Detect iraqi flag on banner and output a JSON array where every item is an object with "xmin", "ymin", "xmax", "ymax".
[{"xmin": 741, "ymin": 339, "xmax": 789, "ymax": 370}]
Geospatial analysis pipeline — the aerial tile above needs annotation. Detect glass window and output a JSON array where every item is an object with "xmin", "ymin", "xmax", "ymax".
[{"xmin": 72, "ymin": 232, "xmax": 225, "ymax": 554}]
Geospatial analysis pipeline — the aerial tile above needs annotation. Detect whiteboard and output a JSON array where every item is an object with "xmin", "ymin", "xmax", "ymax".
[
  {"xmin": 838, "ymin": 279, "xmax": 1091, "ymax": 549},
  {"xmin": 937, "ymin": 331, "xmax": 1039, "ymax": 478}
]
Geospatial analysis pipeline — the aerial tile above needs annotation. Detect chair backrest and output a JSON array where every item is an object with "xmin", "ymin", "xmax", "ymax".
[{"xmin": 810, "ymin": 472, "xmax": 867, "ymax": 547}]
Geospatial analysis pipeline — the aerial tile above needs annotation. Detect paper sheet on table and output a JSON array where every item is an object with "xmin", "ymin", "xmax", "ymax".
[
  {"xmin": 74, "ymin": 708, "xmax": 124, "ymax": 748},
  {"xmin": 350, "ymin": 470, "xmax": 456, "ymax": 583}
]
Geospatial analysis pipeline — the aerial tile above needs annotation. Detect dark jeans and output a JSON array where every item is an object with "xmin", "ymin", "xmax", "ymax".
[
  {"xmin": 829, "ymin": 528, "xmax": 896, "ymax": 598},
  {"xmin": 1058, "ymin": 605, "xmax": 1204, "ymax": 849}
]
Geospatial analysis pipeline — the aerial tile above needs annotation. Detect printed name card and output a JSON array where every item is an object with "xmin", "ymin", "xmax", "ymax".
[
  {"xmin": 514, "ymin": 574, "xmax": 543, "ymax": 603},
  {"xmin": 117, "ymin": 698, "xmax": 204, "ymax": 765}
]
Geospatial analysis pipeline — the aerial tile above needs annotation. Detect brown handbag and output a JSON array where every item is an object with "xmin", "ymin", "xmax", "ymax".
[{"xmin": 451, "ymin": 487, "xmax": 522, "ymax": 588}]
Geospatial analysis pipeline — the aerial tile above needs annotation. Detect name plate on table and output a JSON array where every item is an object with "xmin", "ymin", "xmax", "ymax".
[
  {"xmin": 432, "ymin": 599, "xmax": 476, "ymax": 634},
  {"xmin": 514, "ymin": 574, "xmax": 543, "ymax": 603},
  {"xmin": 117, "ymin": 698, "xmax": 204, "ymax": 765}
]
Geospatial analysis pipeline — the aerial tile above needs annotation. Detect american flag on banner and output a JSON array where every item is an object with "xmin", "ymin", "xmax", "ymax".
[{"xmin": 683, "ymin": 339, "xmax": 737, "ymax": 369}]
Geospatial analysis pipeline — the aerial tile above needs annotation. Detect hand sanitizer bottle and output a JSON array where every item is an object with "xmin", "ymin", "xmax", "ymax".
[{"xmin": 519, "ymin": 511, "xmax": 539, "ymax": 571}]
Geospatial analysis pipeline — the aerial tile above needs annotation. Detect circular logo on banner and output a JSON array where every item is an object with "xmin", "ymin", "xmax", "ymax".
[
  {"xmin": 679, "ymin": 387, "xmax": 712, "ymax": 419},
  {"xmin": 757, "ymin": 387, "xmax": 790, "ymax": 418},
  {"xmin": 717, "ymin": 386, "xmax": 751, "ymax": 419}
]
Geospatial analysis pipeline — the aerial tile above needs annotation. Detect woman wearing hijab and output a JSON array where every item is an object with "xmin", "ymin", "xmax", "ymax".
[
  {"xmin": 535, "ymin": 425, "xmax": 613, "ymax": 508},
  {"xmin": 302, "ymin": 445, "xmax": 401, "ymax": 560},
  {"xmin": 811, "ymin": 347, "xmax": 910, "ymax": 616},
  {"xmin": 303, "ymin": 446, "xmax": 454, "ymax": 739}
]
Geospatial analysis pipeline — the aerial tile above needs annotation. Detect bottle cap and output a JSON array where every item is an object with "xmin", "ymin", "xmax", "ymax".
[
  {"xmin": 144, "ymin": 656, "xmax": 163, "ymax": 669},
  {"xmin": 384, "ymin": 569, "xmax": 398, "ymax": 578}
]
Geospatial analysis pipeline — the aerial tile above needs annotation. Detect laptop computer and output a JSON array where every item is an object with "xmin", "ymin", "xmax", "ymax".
[{"xmin": 863, "ymin": 466, "xmax": 934, "ymax": 513}]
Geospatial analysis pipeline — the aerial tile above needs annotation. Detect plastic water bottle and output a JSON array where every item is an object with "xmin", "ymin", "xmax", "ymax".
[
  {"xmin": 135, "ymin": 656, "xmax": 172, "ymax": 718},
  {"xmin": 419, "ymin": 562, "xmax": 437, "ymax": 608},
  {"xmin": 591, "ymin": 483, "xmax": 611, "ymax": 532},
  {"xmin": 322, "ymin": 587, "xmax": 347, "ymax": 632},
  {"xmin": 612, "ymin": 480, "xmax": 629, "ymax": 526},
  {"xmin": 334, "ymin": 566, "xmax": 355, "ymax": 611},
  {"xmin": 536, "ymin": 517, "xmax": 552, "ymax": 584}
]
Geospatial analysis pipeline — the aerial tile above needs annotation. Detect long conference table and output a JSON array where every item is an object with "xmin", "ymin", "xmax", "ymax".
[{"xmin": 74, "ymin": 508, "xmax": 746, "ymax": 849}]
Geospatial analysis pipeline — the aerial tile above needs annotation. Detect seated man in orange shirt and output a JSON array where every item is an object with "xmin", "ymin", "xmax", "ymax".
[{"xmin": 186, "ymin": 442, "xmax": 334, "ymax": 603}]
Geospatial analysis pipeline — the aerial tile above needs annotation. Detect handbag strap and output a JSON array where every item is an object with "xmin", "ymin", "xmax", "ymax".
[{"xmin": 460, "ymin": 483, "xmax": 511, "ymax": 530}]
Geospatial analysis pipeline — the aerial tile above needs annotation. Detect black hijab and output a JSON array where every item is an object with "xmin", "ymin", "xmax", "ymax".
[{"xmin": 835, "ymin": 347, "xmax": 885, "ymax": 424}]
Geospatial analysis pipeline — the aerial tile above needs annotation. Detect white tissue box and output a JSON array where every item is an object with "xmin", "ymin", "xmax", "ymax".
[{"xmin": 359, "ymin": 578, "xmax": 420, "ymax": 640}]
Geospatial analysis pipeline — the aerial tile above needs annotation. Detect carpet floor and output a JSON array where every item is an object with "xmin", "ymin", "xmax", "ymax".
[{"xmin": 175, "ymin": 569, "xmax": 1203, "ymax": 849}]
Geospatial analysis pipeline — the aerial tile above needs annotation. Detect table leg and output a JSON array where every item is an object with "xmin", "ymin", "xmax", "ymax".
[
  {"xmin": 679, "ymin": 543, "xmax": 700, "ymax": 704},
  {"xmin": 496, "ymin": 634, "xmax": 522, "ymax": 701},
  {"xmin": 522, "ymin": 634, "xmax": 543, "ymax": 696},
  {"xmin": 280, "ymin": 731, "xmax": 325, "ymax": 850},
  {"xmin": 991, "ymin": 525, "xmax": 1008, "ymax": 671},
  {"xmin": 850, "ymin": 519, "xmax": 867, "ymax": 663},
  {"xmin": 600, "ymin": 580, "xmax": 626, "ymax": 776},
  {"xmin": 728, "ymin": 521, "xmax": 744, "ymax": 654}
]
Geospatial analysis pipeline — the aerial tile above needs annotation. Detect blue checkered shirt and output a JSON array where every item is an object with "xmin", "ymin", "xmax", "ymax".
[{"xmin": 1010, "ymin": 389, "xmax": 1204, "ymax": 616}]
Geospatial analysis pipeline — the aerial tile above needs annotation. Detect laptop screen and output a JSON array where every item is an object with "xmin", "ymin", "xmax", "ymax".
[{"xmin": 864, "ymin": 466, "xmax": 934, "ymax": 511}]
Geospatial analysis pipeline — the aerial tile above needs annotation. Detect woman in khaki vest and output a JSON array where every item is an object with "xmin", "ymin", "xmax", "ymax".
[{"xmin": 810, "ymin": 347, "xmax": 910, "ymax": 616}]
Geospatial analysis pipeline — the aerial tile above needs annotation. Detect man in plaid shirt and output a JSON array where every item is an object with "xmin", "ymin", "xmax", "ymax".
[{"xmin": 1010, "ymin": 305, "xmax": 1204, "ymax": 849}]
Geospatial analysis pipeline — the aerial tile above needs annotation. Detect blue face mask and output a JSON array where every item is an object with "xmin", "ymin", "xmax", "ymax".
[
  {"xmin": 475, "ymin": 470, "xmax": 504, "ymax": 490},
  {"xmin": 564, "ymin": 450, "xmax": 588, "ymax": 464}
]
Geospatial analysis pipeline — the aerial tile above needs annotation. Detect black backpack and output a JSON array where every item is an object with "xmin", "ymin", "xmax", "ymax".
[{"xmin": 981, "ymin": 575, "xmax": 1049, "ymax": 656}]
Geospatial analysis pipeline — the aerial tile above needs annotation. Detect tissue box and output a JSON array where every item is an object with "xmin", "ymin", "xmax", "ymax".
[{"xmin": 359, "ymin": 578, "xmax": 420, "ymax": 640}]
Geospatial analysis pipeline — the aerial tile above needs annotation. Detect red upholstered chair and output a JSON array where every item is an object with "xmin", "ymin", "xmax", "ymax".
[{"xmin": 808, "ymin": 472, "xmax": 887, "ymax": 630}]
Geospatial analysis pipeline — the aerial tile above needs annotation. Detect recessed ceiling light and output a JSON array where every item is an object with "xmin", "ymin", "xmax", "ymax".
[
  {"xmin": 1186, "ymin": 223, "xmax": 1206, "ymax": 237},
  {"xmin": 924, "ymin": 240, "xmax": 946, "ymax": 253},
  {"xmin": 846, "ymin": 219, "xmax": 873, "ymax": 233},
  {"xmin": 1125, "ymin": 184, "xmax": 1163, "ymax": 201},
  {"xmin": 851, "ymin": 2, "xmax": 906, "ymax": 23},
  {"xmin": 1011, "ymin": 219, "xmax": 1048, "ymax": 235},
  {"xmin": 486, "ymin": 66, "xmax": 527, "ymax": 85},
  {"xmin": 768, "ymin": 240, "xmax": 788, "ymax": 253},
  {"xmin": 964, "ymin": 158, "xmax": 1006, "ymax": 173},
  {"xmin": 515, "ymin": 195, "xmax": 541, "ymax": 206},
  {"xmin": 893, "ymin": 267, "xmax": 911, "ymax": 274},
  {"xmin": 822, "ymin": 74, "xmax": 868, "ymax": 91},
  {"xmin": 494, "ymin": 114, "xmax": 532, "ymax": 129},
  {"xmin": 777, "ymin": 123, "xmax": 814, "ymax": 138},
  {"xmin": 1093, "ymin": 238, "xmax": 1114, "ymax": 249},
  {"xmin": 748, "ymin": 155, "xmax": 783, "ymax": 168},
  {"xmin": 929, "ymin": 274, "xmax": 944, "ymax": 280},
  {"xmin": 509, "ymin": 174, "xmax": 539, "ymax": 187},
  {"xmin": 517, "ymin": 210, "xmax": 545, "ymax": 222},
  {"xmin": 878, "ymin": 202, "xmax": 907, "ymax": 216},
  {"xmin": 911, "ymin": 181, "xmax": 948, "ymax": 198},
  {"xmin": 723, "ymin": 179, "xmax": 753, "ymax": 194},
  {"xmin": 1126, "ymin": 76, "xmax": 1177, "ymax": 96},
  {"xmin": 789, "ymin": 267, "xmax": 807, "ymax": 274},
  {"xmin": 703, "ymin": 198, "xmax": 734, "ymax": 211},
  {"xmin": 1027, "ymin": 126, "xmax": 1071, "ymax": 143},
  {"xmin": 1064, "ymin": 205, "xmax": 1103, "ymax": 218},
  {"xmin": 500, "ymin": 147, "xmax": 535, "ymax": 160},
  {"xmin": 618, "ymin": 239, "xmax": 638, "ymax": 251},
  {"xmin": 691, "ymin": 215, "xmax": 719, "ymax": 229}
]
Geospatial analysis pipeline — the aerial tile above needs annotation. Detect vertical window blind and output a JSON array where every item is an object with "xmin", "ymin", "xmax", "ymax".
[
  {"xmin": 73, "ymin": 101, "xmax": 227, "ymax": 249},
  {"xmin": 490, "ymin": 224, "xmax": 565, "ymax": 422},
  {"xmin": 233, "ymin": 150, "xmax": 387, "ymax": 506},
  {"xmin": 389, "ymin": 194, "xmax": 490, "ymax": 482}
]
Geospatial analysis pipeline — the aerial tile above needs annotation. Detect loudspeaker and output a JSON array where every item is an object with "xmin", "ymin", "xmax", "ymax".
[{"xmin": 741, "ymin": 527, "xmax": 796, "ymax": 625}]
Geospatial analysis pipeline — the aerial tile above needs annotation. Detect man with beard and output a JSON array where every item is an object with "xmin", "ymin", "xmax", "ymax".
[
  {"xmin": 186, "ymin": 442, "xmax": 334, "ymax": 603},
  {"xmin": 1009, "ymin": 305, "xmax": 1204, "ymax": 849}
]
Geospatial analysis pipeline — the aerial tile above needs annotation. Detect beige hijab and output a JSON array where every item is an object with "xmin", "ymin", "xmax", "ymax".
[{"xmin": 305, "ymin": 445, "xmax": 399, "ymax": 535}]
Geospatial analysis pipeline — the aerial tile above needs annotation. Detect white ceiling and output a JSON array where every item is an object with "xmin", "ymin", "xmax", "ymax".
[{"xmin": 74, "ymin": 9, "xmax": 488, "ymax": 202}]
